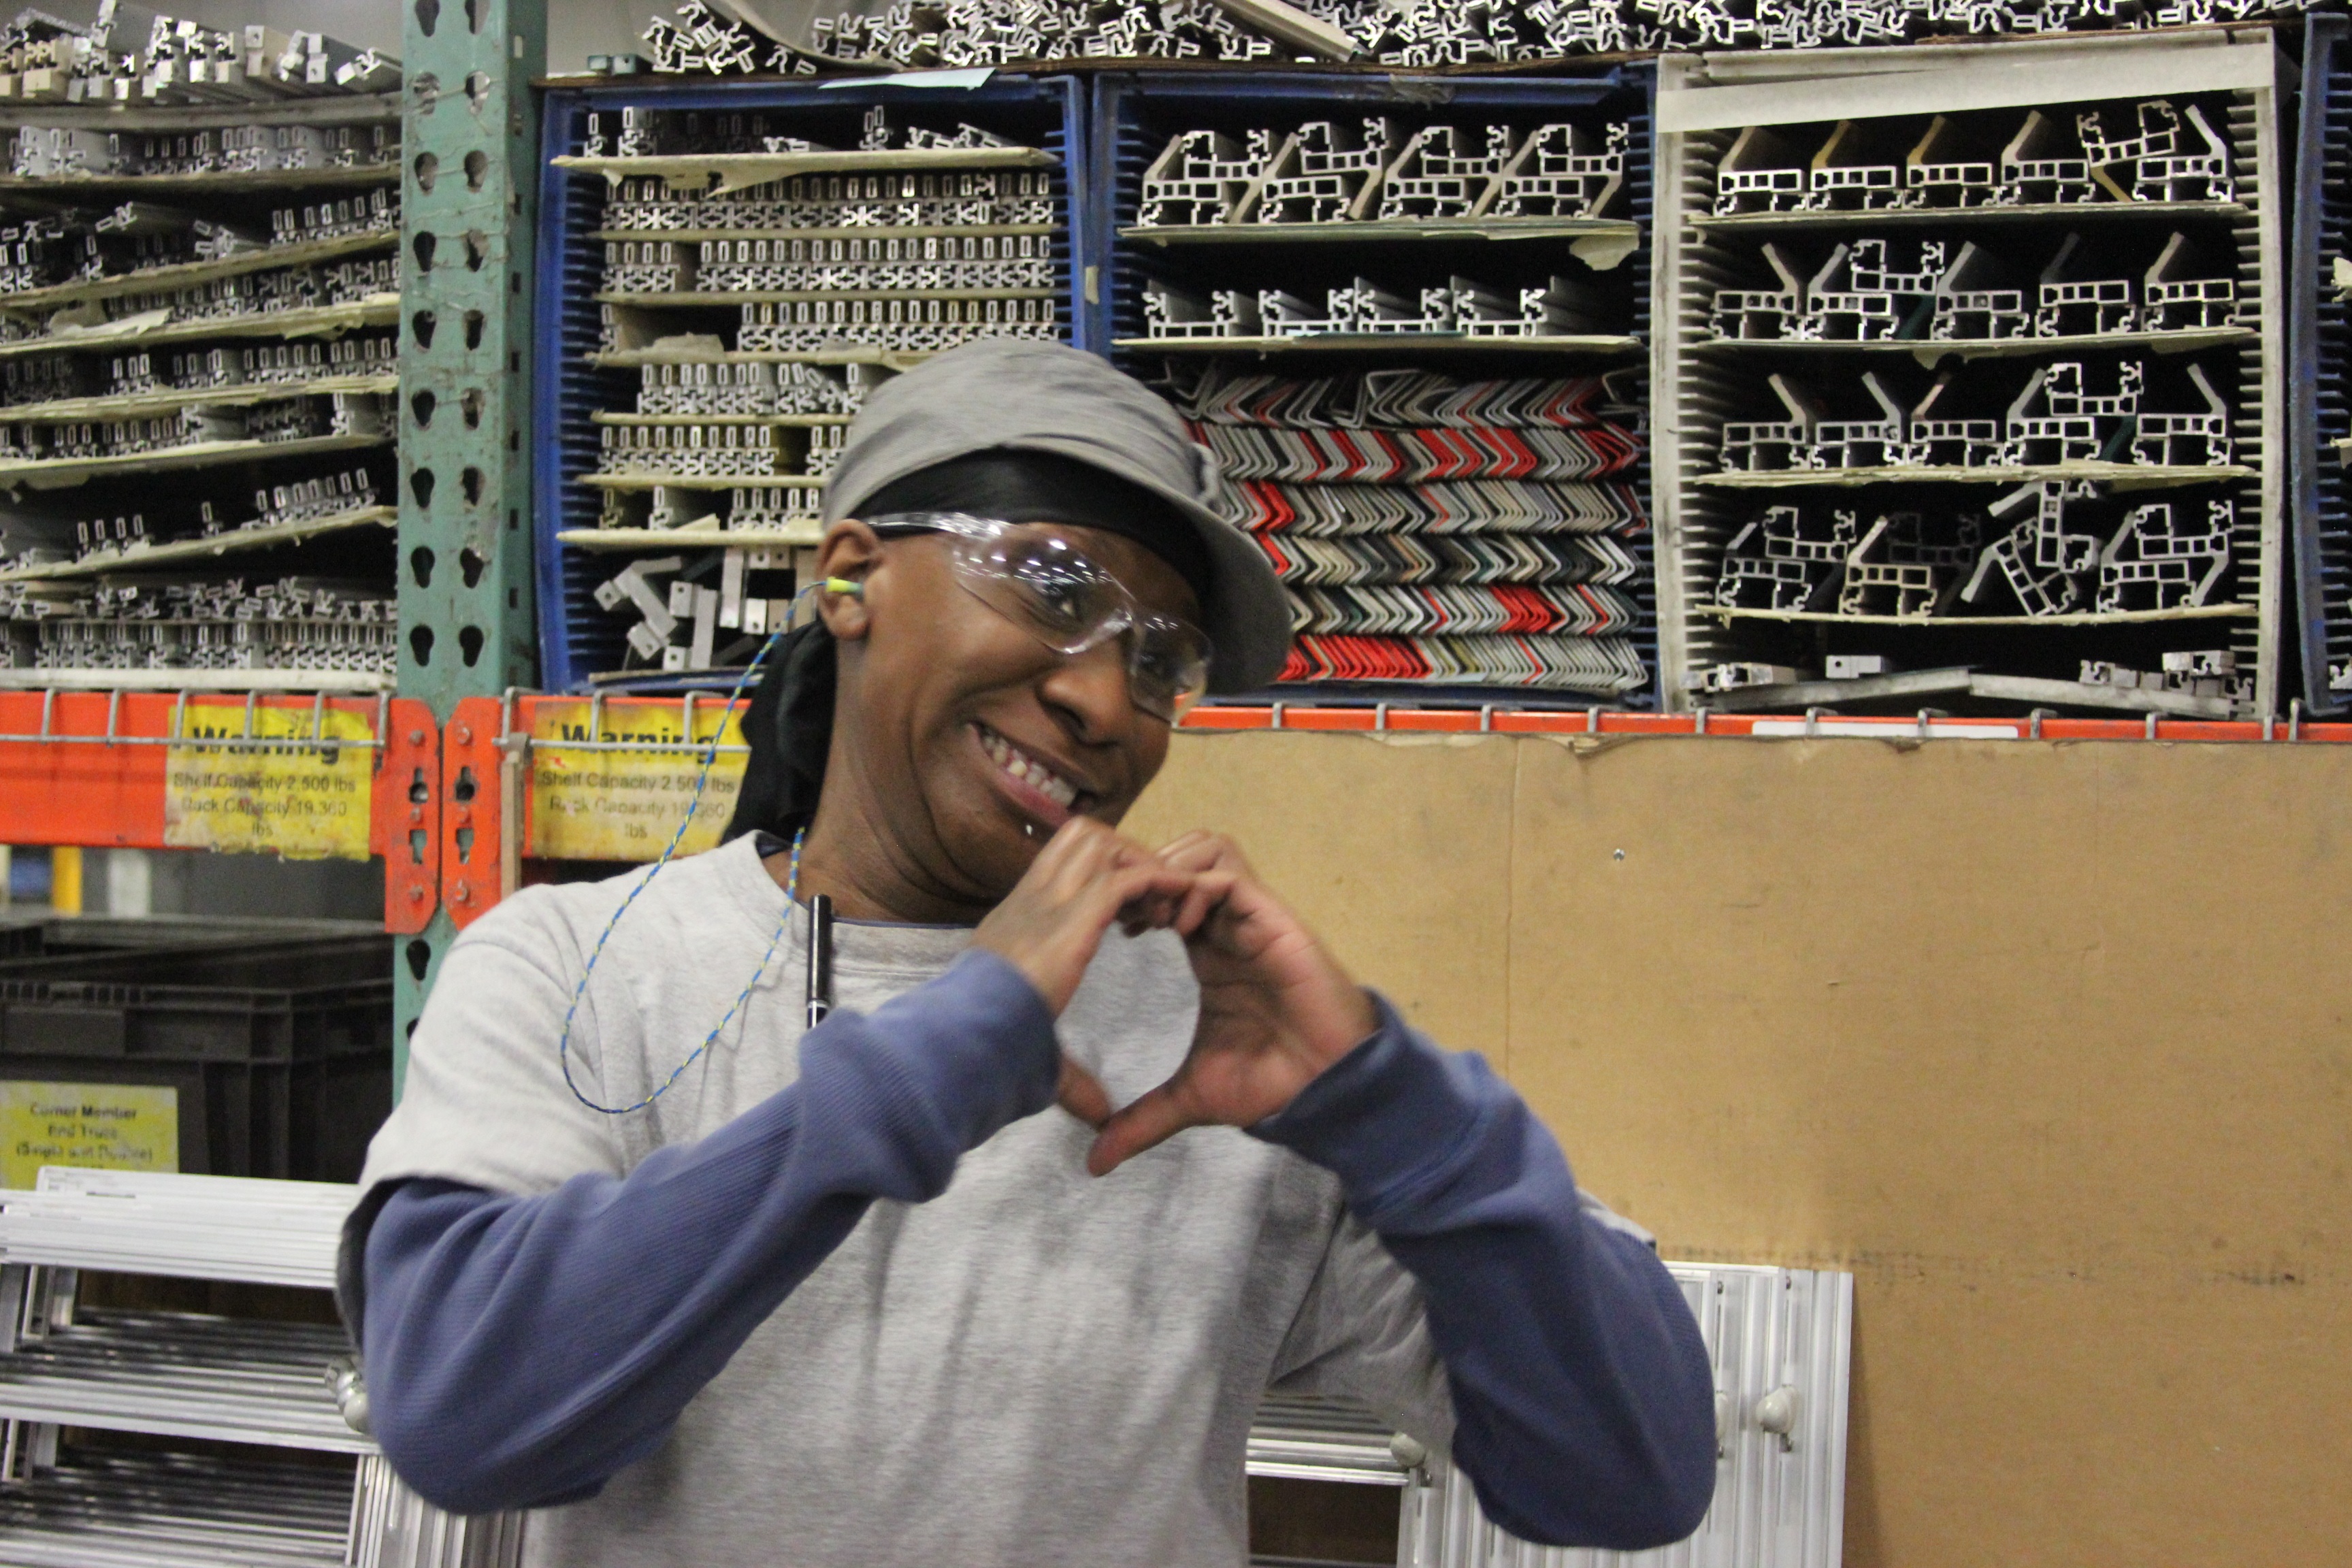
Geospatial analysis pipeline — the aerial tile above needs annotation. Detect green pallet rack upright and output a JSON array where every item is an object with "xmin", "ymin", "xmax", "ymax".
[{"xmin": 395, "ymin": 0, "xmax": 547, "ymax": 1084}]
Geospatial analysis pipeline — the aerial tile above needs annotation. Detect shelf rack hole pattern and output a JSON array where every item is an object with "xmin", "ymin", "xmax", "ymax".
[
  {"xmin": 2298, "ymin": 14, "xmax": 2352, "ymax": 713},
  {"xmin": 1092, "ymin": 69, "xmax": 1659, "ymax": 710},
  {"xmin": 1654, "ymin": 37, "xmax": 2285, "ymax": 719},
  {"xmin": 532, "ymin": 76, "xmax": 1092, "ymax": 693}
]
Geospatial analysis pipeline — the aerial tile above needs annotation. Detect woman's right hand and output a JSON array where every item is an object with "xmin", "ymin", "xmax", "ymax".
[
  {"xmin": 973, "ymin": 819, "xmax": 1195, "ymax": 1131},
  {"xmin": 972, "ymin": 817, "xmax": 1193, "ymax": 1019}
]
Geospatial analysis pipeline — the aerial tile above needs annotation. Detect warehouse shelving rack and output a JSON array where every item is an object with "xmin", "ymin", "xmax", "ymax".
[
  {"xmin": 0, "ymin": 88, "xmax": 403, "ymax": 695},
  {"xmin": 2291, "ymin": 12, "xmax": 2352, "ymax": 715},
  {"xmin": 531, "ymin": 72, "xmax": 1091, "ymax": 691},
  {"xmin": 0, "ymin": 35, "xmax": 468, "ymax": 1018},
  {"xmin": 1652, "ymin": 29, "xmax": 2288, "ymax": 720},
  {"xmin": 0, "ymin": 1169, "xmax": 521, "ymax": 1565},
  {"xmin": 1092, "ymin": 68, "xmax": 1662, "ymax": 708},
  {"xmin": 0, "ymin": 0, "xmax": 546, "ymax": 1529}
]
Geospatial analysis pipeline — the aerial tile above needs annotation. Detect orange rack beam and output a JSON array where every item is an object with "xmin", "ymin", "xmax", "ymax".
[
  {"xmin": 442, "ymin": 691, "xmax": 755, "ymax": 929},
  {"xmin": 423, "ymin": 692, "xmax": 2352, "ymax": 927},
  {"xmin": 0, "ymin": 689, "xmax": 442, "ymax": 933},
  {"xmin": 1175, "ymin": 702, "xmax": 2352, "ymax": 743}
]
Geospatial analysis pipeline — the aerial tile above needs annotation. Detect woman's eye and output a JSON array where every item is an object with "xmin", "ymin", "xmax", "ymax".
[
  {"xmin": 1019, "ymin": 568, "xmax": 1095, "ymax": 619},
  {"xmin": 1131, "ymin": 641, "xmax": 1184, "ymax": 688}
]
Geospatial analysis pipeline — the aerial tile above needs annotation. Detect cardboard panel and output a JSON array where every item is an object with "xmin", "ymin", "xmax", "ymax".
[
  {"xmin": 1123, "ymin": 731, "xmax": 1518, "ymax": 1062},
  {"xmin": 1135, "ymin": 730, "xmax": 2352, "ymax": 1567}
]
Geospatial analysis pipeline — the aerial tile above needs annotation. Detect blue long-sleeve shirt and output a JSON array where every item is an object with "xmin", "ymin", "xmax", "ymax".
[{"xmin": 353, "ymin": 953, "xmax": 1714, "ymax": 1548}]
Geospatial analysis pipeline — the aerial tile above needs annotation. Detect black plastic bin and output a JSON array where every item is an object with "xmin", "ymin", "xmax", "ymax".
[
  {"xmin": 0, "ymin": 935, "xmax": 392, "ymax": 1183},
  {"xmin": 0, "ymin": 915, "xmax": 380, "ymax": 965}
]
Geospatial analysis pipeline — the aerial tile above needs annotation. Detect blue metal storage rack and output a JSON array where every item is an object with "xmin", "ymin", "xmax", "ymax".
[
  {"xmin": 532, "ymin": 74, "xmax": 1092, "ymax": 691},
  {"xmin": 1089, "ymin": 68, "xmax": 1659, "ymax": 708},
  {"xmin": 2294, "ymin": 14, "xmax": 2352, "ymax": 715}
]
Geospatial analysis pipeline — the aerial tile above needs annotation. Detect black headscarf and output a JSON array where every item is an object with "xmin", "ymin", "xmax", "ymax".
[
  {"xmin": 719, "ymin": 449, "xmax": 1205, "ymax": 845},
  {"xmin": 719, "ymin": 613, "xmax": 836, "ymax": 844}
]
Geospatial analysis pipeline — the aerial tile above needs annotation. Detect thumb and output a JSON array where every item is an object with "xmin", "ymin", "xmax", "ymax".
[
  {"xmin": 1056, "ymin": 1056, "xmax": 1113, "ymax": 1129},
  {"xmin": 1085, "ymin": 1078, "xmax": 1205, "ymax": 1177}
]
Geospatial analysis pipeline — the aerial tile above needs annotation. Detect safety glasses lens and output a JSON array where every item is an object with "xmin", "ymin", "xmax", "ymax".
[
  {"xmin": 951, "ymin": 533, "xmax": 1128, "ymax": 652},
  {"xmin": 933, "ymin": 523, "xmax": 1213, "ymax": 721},
  {"xmin": 1128, "ymin": 621, "xmax": 1211, "ymax": 720}
]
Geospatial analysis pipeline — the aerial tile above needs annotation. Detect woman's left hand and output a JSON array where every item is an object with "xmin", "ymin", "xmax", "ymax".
[{"xmin": 1083, "ymin": 832, "xmax": 1377, "ymax": 1177}]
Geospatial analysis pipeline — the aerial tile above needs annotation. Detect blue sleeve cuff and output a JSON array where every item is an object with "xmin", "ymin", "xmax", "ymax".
[{"xmin": 1247, "ymin": 992, "xmax": 1512, "ymax": 1232}]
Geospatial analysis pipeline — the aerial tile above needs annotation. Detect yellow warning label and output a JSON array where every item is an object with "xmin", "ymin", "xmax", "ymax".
[
  {"xmin": 0, "ymin": 1081, "xmax": 178, "ymax": 1190},
  {"xmin": 163, "ymin": 705, "xmax": 374, "ymax": 860},
  {"xmin": 527, "ymin": 700, "xmax": 748, "ymax": 862}
]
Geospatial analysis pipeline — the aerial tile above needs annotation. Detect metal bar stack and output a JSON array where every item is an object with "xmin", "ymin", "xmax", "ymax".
[
  {"xmin": 1172, "ymin": 362, "xmax": 1650, "ymax": 693},
  {"xmin": 534, "ymin": 76, "xmax": 1088, "ymax": 689},
  {"xmin": 0, "ymin": 8, "xmax": 395, "ymax": 108},
  {"xmin": 0, "ymin": 1168, "xmax": 521, "ymax": 1567},
  {"xmin": 1102, "ymin": 70, "xmax": 1658, "ymax": 704},
  {"xmin": 620, "ymin": 0, "xmax": 2328, "ymax": 76},
  {"xmin": 0, "ymin": 7, "xmax": 402, "ymax": 693}
]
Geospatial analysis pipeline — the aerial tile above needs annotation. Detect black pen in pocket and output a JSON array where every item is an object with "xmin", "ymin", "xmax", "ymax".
[{"xmin": 805, "ymin": 893, "xmax": 835, "ymax": 1029}]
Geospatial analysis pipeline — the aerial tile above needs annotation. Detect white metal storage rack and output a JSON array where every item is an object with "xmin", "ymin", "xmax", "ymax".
[
  {"xmin": 1276, "ymin": 1262, "xmax": 1852, "ymax": 1568},
  {"xmin": 1652, "ymin": 31, "xmax": 2285, "ymax": 719},
  {"xmin": 0, "ymin": 1169, "xmax": 519, "ymax": 1567}
]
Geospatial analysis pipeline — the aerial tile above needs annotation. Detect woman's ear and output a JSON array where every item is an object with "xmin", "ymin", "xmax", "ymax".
[{"xmin": 814, "ymin": 520, "xmax": 881, "ymax": 641}]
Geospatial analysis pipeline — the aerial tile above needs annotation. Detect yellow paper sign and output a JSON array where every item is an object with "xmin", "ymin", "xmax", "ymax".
[
  {"xmin": 0, "ymin": 1081, "xmax": 179, "ymax": 1189},
  {"xmin": 527, "ymin": 700, "xmax": 748, "ymax": 862},
  {"xmin": 163, "ymin": 704, "xmax": 374, "ymax": 860}
]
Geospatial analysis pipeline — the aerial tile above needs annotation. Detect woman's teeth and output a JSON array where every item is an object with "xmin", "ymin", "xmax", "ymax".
[{"xmin": 978, "ymin": 725, "xmax": 1078, "ymax": 809}]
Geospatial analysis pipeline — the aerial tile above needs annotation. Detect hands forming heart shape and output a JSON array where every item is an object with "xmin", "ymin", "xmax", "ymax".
[{"xmin": 970, "ymin": 819, "xmax": 1379, "ymax": 1177}]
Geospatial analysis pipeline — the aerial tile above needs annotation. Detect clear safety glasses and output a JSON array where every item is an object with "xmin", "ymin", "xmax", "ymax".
[{"xmin": 864, "ymin": 510, "xmax": 1213, "ymax": 721}]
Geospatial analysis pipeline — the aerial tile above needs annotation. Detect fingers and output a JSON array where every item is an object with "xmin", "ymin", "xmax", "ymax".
[
  {"xmin": 1154, "ymin": 830, "xmax": 1254, "ymax": 879},
  {"xmin": 1149, "ymin": 835, "xmax": 1261, "ymax": 938},
  {"xmin": 1101, "ymin": 861, "xmax": 1196, "ymax": 932},
  {"xmin": 977, "ymin": 819, "xmax": 1189, "ymax": 1017},
  {"xmin": 1036, "ymin": 818, "xmax": 1162, "ymax": 894},
  {"xmin": 1170, "ymin": 869, "xmax": 1241, "ymax": 938},
  {"xmin": 1085, "ymin": 1078, "xmax": 1205, "ymax": 1177},
  {"xmin": 1030, "ymin": 817, "xmax": 1131, "ymax": 887},
  {"xmin": 1056, "ymin": 1056, "xmax": 1112, "ymax": 1129},
  {"xmin": 1036, "ymin": 825, "xmax": 1257, "ymax": 940}
]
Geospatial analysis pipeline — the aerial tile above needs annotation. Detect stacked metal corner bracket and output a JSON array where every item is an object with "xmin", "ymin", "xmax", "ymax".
[
  {"xmin": 1250, "ymin": 1262, "xmax": 1853, "ymax": 1568},
  {"xmin": 1097, "ymin": 71, "xmax": 1661, "ymax": 701},
  {"xmin": 397, "ymin": 0, "xmax": 546, "ymax": 1066},
  {"xmin": 0, "ymin": 1169, "xmax": 521, "ymax": 1566}
]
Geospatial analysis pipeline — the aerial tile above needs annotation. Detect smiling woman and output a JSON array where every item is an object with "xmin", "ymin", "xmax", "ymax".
[
  {"xmin": 339, "ymin": 340, "xmax": 1718, "ymax": 1568},
  {"xmin": 781, "ymin": 478, "xmax": 1217, "ymax": 914}
]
